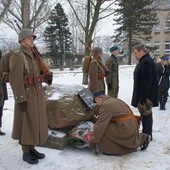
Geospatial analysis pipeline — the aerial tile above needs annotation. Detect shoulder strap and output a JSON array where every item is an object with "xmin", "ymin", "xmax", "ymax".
[{"xmin": 19, "ymin": 51, "xmax": 31, "ymax": 74}]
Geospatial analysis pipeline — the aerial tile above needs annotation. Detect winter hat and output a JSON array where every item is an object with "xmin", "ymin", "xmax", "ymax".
[
  {"xmin": 110, "ymin": 45, "xmax": 119, "ymax": 52},
  {"xmin": 92, "ymin": 47, "xmax": 103, "ymax": 55},
  {"xmin": 93, "ymin": 91, "xmax": 105, "ymax": 98},
  {"xmin": 161, "ymin": 55, "xmax": 169, "ymax": 61},
  {"xmin": 18, "ymin": 28, "xmax": 36, "ymax": 43}
]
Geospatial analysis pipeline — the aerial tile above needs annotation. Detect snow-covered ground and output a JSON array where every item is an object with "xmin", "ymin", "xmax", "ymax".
[{"xmin": 1, "ymin": 65, "xmax": 170, "ymax": 170}]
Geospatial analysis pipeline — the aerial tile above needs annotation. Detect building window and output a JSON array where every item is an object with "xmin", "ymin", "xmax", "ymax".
[
  {"xmin": 155, "ymin": 19, "xmax": 160, "ymax": 32},
  {"xmin": 165, "ymin": 0, "xmax": 170, "ymax": 5},
  {"xmin": 165, "ymin": 41, "xmax": 170, "ymax": 54},
  {"xmin": 154, "ymin": 42, "xmax": 160, "ymax": 54},
  {"xmin": 165, "ymin": 18, "xmax": 170, "ymax": 31}
]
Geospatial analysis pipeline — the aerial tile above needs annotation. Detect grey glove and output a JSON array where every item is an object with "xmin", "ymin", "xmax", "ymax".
[{"xmin": 18, "ymin": 101, "xmax": 27, "ymax": 112}]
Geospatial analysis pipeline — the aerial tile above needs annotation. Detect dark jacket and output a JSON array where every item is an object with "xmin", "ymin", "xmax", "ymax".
[
  {"xmin": 131, "ymin": 53, "xmax": 158, "ymax": 107},
  {"xmin": 106, "ymin": 54, "xmax": 119, "ymax": 84},
  {"xmin": 156, "ymin": 63, "xmax": 170, "ymax": 90},
  {"xmin": 0, "ymin": 52, "xmax": 8, "ymax": 103}
]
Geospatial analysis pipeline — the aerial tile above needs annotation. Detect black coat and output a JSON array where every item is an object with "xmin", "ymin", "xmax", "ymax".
[
  {"xmin": 1, "ymin": 82, "xmax": 8, "ymax": 101},
  {"xmin": 131, "ymin": 53, "xmax": 158, "ymax": 107},
  {"xmin": 156, "ymin": 63, "xmax": 170, "ymax": 90},
  {"xmin": 0, "ymin": 52, "xmax": 8, "ymax": 102}
]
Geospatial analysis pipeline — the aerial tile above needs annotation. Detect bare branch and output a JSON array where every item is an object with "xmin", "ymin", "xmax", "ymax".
[
  {"xmin": 0, "ymin": 0, "xmax": 13, "ymax": 23},
  {"xmin": 67, "ymin": 0, "xmax": 86, "ymax": 32}
]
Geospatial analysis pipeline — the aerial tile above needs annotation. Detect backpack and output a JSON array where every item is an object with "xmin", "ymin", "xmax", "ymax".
[
  {"xmin": 0, "ymin": 50, "xmax": 27, "ymax": 82},
  {"xmin": 82, "ymin": 55, "xmax": 92, "ymax": 85},
  {"xmin": 82, "ymin": 55, "xmax": 92, "ymax": 74}
]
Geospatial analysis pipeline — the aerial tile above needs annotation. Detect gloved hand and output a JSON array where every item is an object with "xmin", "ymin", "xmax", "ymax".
[
  {"xmin": 137, "ymin": 99, "xmax": 152, "ymax": 116},
  {"xmin": 107, "ymin": 83, "xmax": 112, "ymax": 90},
  {"xmin": 18, "ymin": 101, "xmax": 27, "ymax": 112},
  {"xmin": 105, "ymin": 70, "xmax": 110, "ymax": 77},
  {"xmin": 45, "ymin": 72, "xmax": 53, "ymax": 85},
  {"xmin": 47, "ymin": 77, "xmax": 53, "ymax": 85}
]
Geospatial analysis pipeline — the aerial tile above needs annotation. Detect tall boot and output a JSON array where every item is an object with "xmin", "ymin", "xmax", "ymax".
[
  {"xmin": 160, "ymin": 103, "xmax": 165, "ymax": 110},
  {"xmin": 0, "ymin": 127, "xmax": 5, "ymax": 136}
]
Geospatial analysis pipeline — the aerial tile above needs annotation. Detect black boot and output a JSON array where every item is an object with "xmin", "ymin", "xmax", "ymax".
[
  {"xmin": 141, "ymin": 135, "xmax": 151, "ymax": 151},
  {"xmin": 23, "ymin": 152, "xmax": 38, "ymax": 164},
  {"xmin": 160, "ymin": 103, "xmax": 166, "ymax": 110},
  {"xmin": 30, "ymin": 149, "xmax": 45, "ymax": 159},
  {"xmin": 0, "ymin": 129, "xmax": 6, "ymax": 136}
]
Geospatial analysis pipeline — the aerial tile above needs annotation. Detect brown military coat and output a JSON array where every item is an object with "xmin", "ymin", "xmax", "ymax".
[
  {"xmin": 9, "ymin": 45, "xmax": 48, "ymax": 145},
  {"xmin": 88, "ymin": 56, "xmax": 105, "ymax": 94},
  {"xmin": 92, "ymin": 96, "xmax": 148, "ymax": 155}
]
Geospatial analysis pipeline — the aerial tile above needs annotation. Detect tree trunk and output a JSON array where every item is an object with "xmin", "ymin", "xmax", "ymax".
[{"xmin": 21, "ymin": 0, "xmax": 31, "ymax": 28}]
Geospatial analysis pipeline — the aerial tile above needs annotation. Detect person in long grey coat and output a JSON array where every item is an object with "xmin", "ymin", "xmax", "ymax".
[
  {"xmin": 90, "ymin": 92, "xmax": 150, "ymax": 155},
  {"xmin": 9, "ymin": 29, "xmax": 52, "ymax": 164},
  {"xmin": 88, "ymin": 47, "xmax": 106, "ymax": 94}
]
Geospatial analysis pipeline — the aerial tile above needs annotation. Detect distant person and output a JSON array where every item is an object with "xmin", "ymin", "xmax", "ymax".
[
  {"xmin": 131, "ymin": 44, "xmax": 158, "ymax": 141},
  {"xmin": 88, "ymin": 47, "xmax": 109, "ymax": 94},
  {"xmin": 9, "ymin": 28, "xmax": 53, "ymax": 164},
  {"xmin": 156, "ymin": 55, "xmax": 170, "ymax": 110},
  {"xmin": 106, "ymin": 45, "xmax": 120, "ymax": 98},
  {"xmin": 87, "ymin": 92, "xmax": 150, "ymax": 155},
  {"xmin": 0, "ymin": 50, "xmax": 8, "ymax": 136}
]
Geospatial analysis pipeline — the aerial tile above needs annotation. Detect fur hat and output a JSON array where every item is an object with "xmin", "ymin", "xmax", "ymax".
[{"xmin": 110, "ymin": 45, "xmax": 119, "ymax": 52}]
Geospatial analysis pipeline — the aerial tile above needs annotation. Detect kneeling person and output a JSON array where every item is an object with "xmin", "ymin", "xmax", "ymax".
[{"xmin": 90, "ymin": 92, "xmax": 150, "ymax": 155}]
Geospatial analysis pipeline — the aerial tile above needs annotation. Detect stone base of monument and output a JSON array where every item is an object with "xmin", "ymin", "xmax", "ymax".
[{"xmin": 41, "ymin": 129, "xmax": 68, "ymax": 150}]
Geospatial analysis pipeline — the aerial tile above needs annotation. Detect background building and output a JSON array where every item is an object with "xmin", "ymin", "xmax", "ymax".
[{"xmin": 150, "ymin": 0, "xmax": 170, "ymax": 59}]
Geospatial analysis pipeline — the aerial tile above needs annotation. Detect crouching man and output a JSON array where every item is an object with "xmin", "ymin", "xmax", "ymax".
[{"xmin": 89, "ymin": 92, "xmax": 150, "ymax": 155}]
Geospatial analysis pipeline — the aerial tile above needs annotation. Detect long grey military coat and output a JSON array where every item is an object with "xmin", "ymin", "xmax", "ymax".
[
  {"xmin": 88, "ymin": 56, "xmax": 105, "ymax": 94},
  {"xmin": 9, "ymin": 45, "xmax": 48, "ymax": 145},
  {"xmin": 92, "ymin": 96, "xmax": 148, "ymax": 155}
]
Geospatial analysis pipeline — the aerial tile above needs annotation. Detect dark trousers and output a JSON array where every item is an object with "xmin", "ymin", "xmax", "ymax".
[
  {"xmin": 142, "ymin": 112, "xmax": 153, "ymax": 138},
  {"xmin": 0, "ymin": 106, "xmax": 3, "ymax": 127},
  {"xmin": 158, "ymin": 88, "xmax": 168, "ymax": 106}
]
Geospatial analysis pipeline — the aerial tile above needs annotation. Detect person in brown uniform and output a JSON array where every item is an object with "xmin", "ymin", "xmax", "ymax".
[
  {"xmin": 9, "ymin": 29, "xmax": 52, "ymax": 164},
  {"xmin": 88, "ymin": 47, "xmax": 107, "ymax": 94},
  {"xmin": 88, "ymin": 92, "xmax": 150, "ymax": 155}
]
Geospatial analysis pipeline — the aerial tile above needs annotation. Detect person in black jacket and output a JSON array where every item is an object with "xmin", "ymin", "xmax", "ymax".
[
  {"xmin": 131, "ymin": 44, "xmax": 158, "ymax": 141},
  {"xmin": 0, "ymin": 50, "xmax": 8, "ymax": 136},
  {"xmin": 156, "ymin": 55, "xmax": 170, "ymax": 110}
]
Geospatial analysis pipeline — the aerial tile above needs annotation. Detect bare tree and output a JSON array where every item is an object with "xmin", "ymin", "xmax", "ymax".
[
  {"xmin": 67, "ymin": 0, "xmax": 116, "ymax": 55},
  {"xmin": 0, "ymin": 0, "xmax": 13, "ymax": 23},
  {"xmin": 1, "ymin": 0, "xmax": 57, "ymax": 33},
  {"xmin": 68, "ymin": 4, "xmax": 86, "ymax": 54}
]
